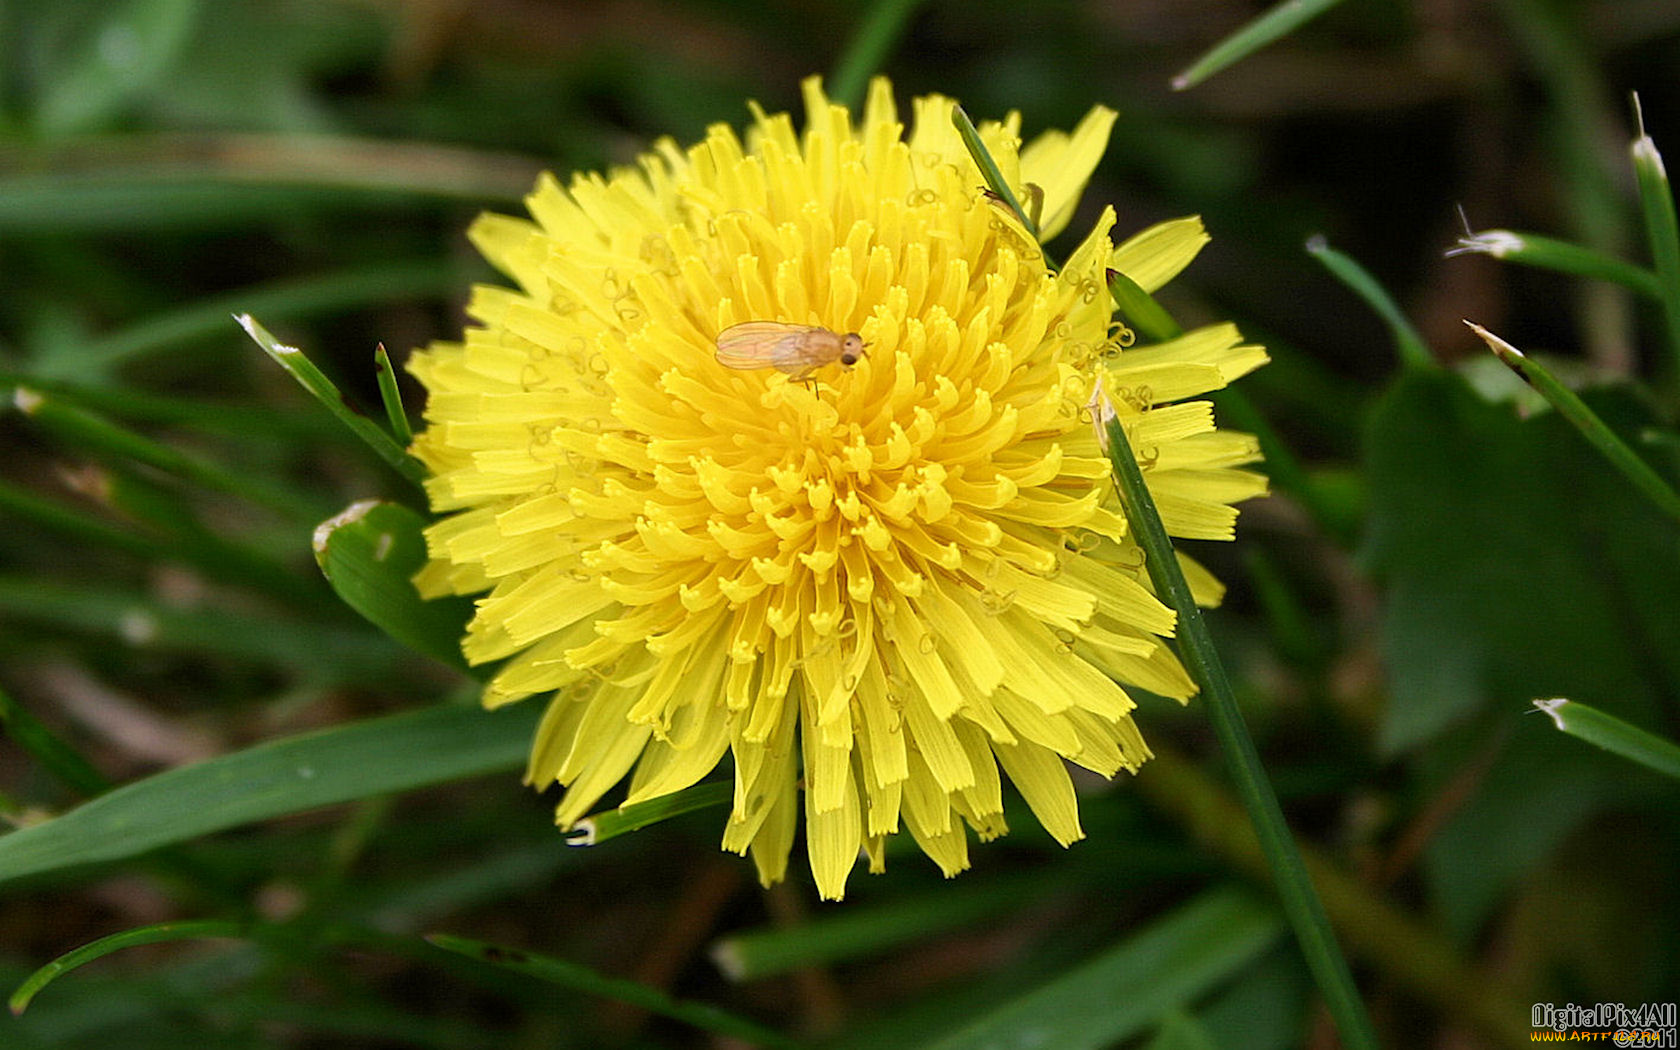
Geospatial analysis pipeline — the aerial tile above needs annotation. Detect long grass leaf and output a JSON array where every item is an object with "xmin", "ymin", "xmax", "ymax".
[
  {"xmin": 1466, "ymin": 321, "xmax": 1680, "ymax": 523},
  {"xmin": 12, "ymin": 387, "xmax": 321, "ymax": 519},
  {"xmin": 0, "ymin": 701, "xmax": 539, "ymax": 885},
  {"xmin": 566, "ymin": 780, "xmax": 731, "ymax": 846},
  {"xmin": 1630, "ymin": 98, "xmax": 1680, "ymax": 382},
  {"xmin": 923, "ymin": 887, "xmax": 1282, "ymax": 1050},
  {"xmin": 952, "ymin": 106, "xmax": 1038, "ymax": 239},
  {"xmin": 1533, "ymin": 698, "xmax": 1680, "ymax": 780},
  {"xmin": 236, "ymin": 314, "xmax": 427, "ymax": 487},
  {"xmin": 1306, "ymin": 236, "xmax": 1432, "ymax": 368},
  {"xmin": 828, "ymin": 0, "xmax": 930, "ymax": 111},
  {"xmin": 0, "ymin": 577, "xmax": 394, "ymax": 679},
  {"xmin": 1171, "ymin": 0, "xmax": 1347, "ymax": 91},
  {"xmin": 1446, "ymin": 230, "xmax": 1663, "ymax": 299},
  {"xmin": 1101, "ymin": 414, "xmax": 1379, "ymax": 1050},
  {"xmin": 10, "ymin": 920, "xmax": 244, "ymax": 1014},
  {"xmin": 0, "ymin": 686, "xmax": 110, "ymax": 798},
  {"xmin": 1106, "ymin": 268, "xmax": 1182, "ymax": 342},
  {"xmin": 426, "ymin": 933, "xmax": 799, "ymax": 1049},
  {"xmin": 52, "ymin": 260, "xmax": 463, "ymax": 380},
  {"xmin": 373, "ymin": 345, "xmax": 414, "ymax": 445},
  {"xmin": 713, "ymin": 873, "xmax": 1064, "ymax": 981}
]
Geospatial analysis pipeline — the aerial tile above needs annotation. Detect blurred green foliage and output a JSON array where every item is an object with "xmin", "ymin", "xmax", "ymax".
[{"xmin": 2, "ymin": 0, "xmax": 1679, "ymax": 1047}]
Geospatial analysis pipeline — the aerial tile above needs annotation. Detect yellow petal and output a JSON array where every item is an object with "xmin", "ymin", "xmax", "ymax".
[
  {"xmin": 1020, "ymin": 105, "xmax": 1116, "ymax": 240},
  {"xmin": 1111, "ymin": 216, "xmax": 1209, "ymax": 293}
]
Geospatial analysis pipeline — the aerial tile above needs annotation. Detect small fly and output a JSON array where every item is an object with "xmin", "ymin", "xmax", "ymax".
[{"xmin": 714, "ymin": 322, "xmax": 865, "ymax": 382}]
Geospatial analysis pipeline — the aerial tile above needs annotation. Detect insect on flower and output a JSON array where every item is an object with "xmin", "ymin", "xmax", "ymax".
[{"xmin": 715, "ymin": 321, "xmax": 865, "ymax": 382}]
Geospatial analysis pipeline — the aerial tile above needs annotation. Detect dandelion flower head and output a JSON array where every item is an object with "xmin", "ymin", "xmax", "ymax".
[{"xmin": 409, "ymin": 77, "xmax": 1267, "ymax": 899}]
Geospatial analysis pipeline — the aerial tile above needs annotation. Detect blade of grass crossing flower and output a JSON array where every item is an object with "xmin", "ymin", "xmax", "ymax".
[
  {"xmin": 952, "ymin": 106, "xmax": 1038, "ymax": 238},
  {"xmin": 1107, "ymin": 268, "xmax": 1183, "ymax": 342},
  {"xmin": 313, "ymin": 500, "xmax": 472, "ymax": 670},
  {"xmin": 955, "ymin": 114, "xmax": 1192, "ymax": 344},
  {"xmin": 11, "ymin": 387, "xmax": 322, "ymax": 520},
  {"xmin": 1533, "ymin": 699, "xmax": 1680, "ymax": 780},
  {"xmin": 0, "ymin": 701, "xmax": 541, "ymax": 885},
  {"xmin": 1171, "ymin": 0, "xmax": 1347, "ymax": 91},
  {"xmin": 236, "ymin": 313, "xmax": 427, "ymax": 487},
  {"xmin": 1630, "ymin": 98, "xmax": 1680, "ymax": 381},
  {"xmin": 1101, "ymin": 415, "xmax": 1379, "ymax": 1050},
  {"xmin": 925, "ymin": 887, "xmax": 1283, "ymax": 1050},
  {"xmin": 0, "ymin": 686, "xmax": 110, "ymax": 798},
  {"xmin": 1466, "ymin": 321, "xmax": 1680, "ymax": 523},
  {"xmin": 425, "ymin": 933, "xmax": 799, "ymax": 1049},
  {"xmin": 1103, "ymin": 265, "xmax": 1354, "ymax": 543},
  {"xmin": 1446, "ymin": 230, "xmax": 1664, "ymax": 300},
  {"xmin": 567, "ymin": 780, "xmax": 732, "ymax": 846},
  {"xmin": 827, "ymin": 0, "xmax": 930, "ymax": 111},
  {"xmin": 1136, "ymin": 747, "xmax": 1534, "ymax": 1048},
  {"xmin": 52, "ymin": 260, "xmax": 461, "ymax": 380},
  {"xmin": 1306, "ymin": 236, "xmax": 1432, "ymax": 368},
  {"xmin": 373, "ymin": 344, "xmax": 414, "ymax": 445},
  {"xmin": 10, "ymin": 920, "xmax": 245, "ymax": 1014}
]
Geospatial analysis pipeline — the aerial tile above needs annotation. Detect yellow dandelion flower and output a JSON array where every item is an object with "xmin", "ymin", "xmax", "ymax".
[{"xmin": 408, "ymin": 76, "xmax": 1266, "ymax": 900}]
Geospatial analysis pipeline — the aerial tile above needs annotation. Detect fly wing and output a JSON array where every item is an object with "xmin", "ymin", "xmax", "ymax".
[{"xmin": 715, "ymin": 322, "xmax": 812, "ymax": 371}]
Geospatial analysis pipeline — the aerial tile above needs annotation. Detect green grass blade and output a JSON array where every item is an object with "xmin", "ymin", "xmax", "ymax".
[
  {"xmin": 12, "ymin": 386, "xmax": 320, "ymax": 519},
  {"xmin": 0, "ymin": 686, "xmax": 110, "ymax": 798},
  {"xmin": 1171, "ymin": 0, "xmax": 1347, "ymax": 91},
  {"xmin": 1466, "ymin": 321, "xmax": 1680, "ymax": 523},
  {"xmin": 373, "ymin": 345, "xmax": 414, "ymax": 445},
  {"xmin": 1306, "ymin": 235, "xmax": 1432, "ymax": 368},
  {"xmin": 1106, "ymin": 267, "xmax": 1183, "ymax": 342},
  {"xmin": 0, "ymin": 701, "xmax": 540, "ymax": 885},
  {"xmin": 0, "ymin": 369, "xmax": 336, "ymax": 440},
  {"xmin": 1101, "ymin": 415, "xmax": 1379, "ymax": 1050},
  {"xmin": 425, "ymin": 933, "xmax": 799, "ymax": 1050},
  {"xmin": 1533, "ymin": 699, "xmax": 1680, "ymax": 780},
  {"xmin": 48, "ymin": 260, "xmax": 462, "ymax": 380},
  {"xmin": 313, "ymin": 501, "xmax": 472, "ymax": 671},
  {"xmin": 0, "ymin": 178, "xmax": 431, "ymax": 234},
  {"xmin": 712, "ymin": 873, "xmax": 1058, "ymax": 981},
  {"xmin": 924, "ymin": 887, "xmax": 1283, "ymax": 1050},
  {"xmin": 236, "ymin": 313, "xmax": 428, "ymax": 487},
  {"xmin": 0, "ymin": 463, "xmax": 327, "ymax": 610},
  {"xmin": 955, "ymin": 104, "xmax": 1193, "ymax": 342},
  {"xmin": 0, "ymin": 577, "xmax": 394, "ymax": 679},
  {"xmin": 1139, "ymin": 748, "xmax": 1536, "ymax": 1048},
  {"xmin": 1446, "ymin": 229, "xmax": 1664, "ymax": 300},
  {"xmin": 951, "ymin": 105, "xmax": 1038, "ymax": 238},
  {"xmin": 1630, "ymin": 98, "xmax": 1680, "ymax": 382},
  {"xmin": 0, "ymin": 133, "xmax": 538, "ymax": 221},
  {"xmin": 566, "ymin": 780, "xmax": 731, "ymax": 846},
  {"xmin": 10, "ymin": 920, "xmax": 245, "ymax": 1014},
  {"xmin": 1143, "ymin": 1012, "xmax": 1220, "ymax": 1050},
  {"xmin": 0, "ymin": 477, "xmax": 169, "ymax": 562},
  {"xmin": 827, "ymin": 0, "xmax": 930, "ymax": 111}
]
